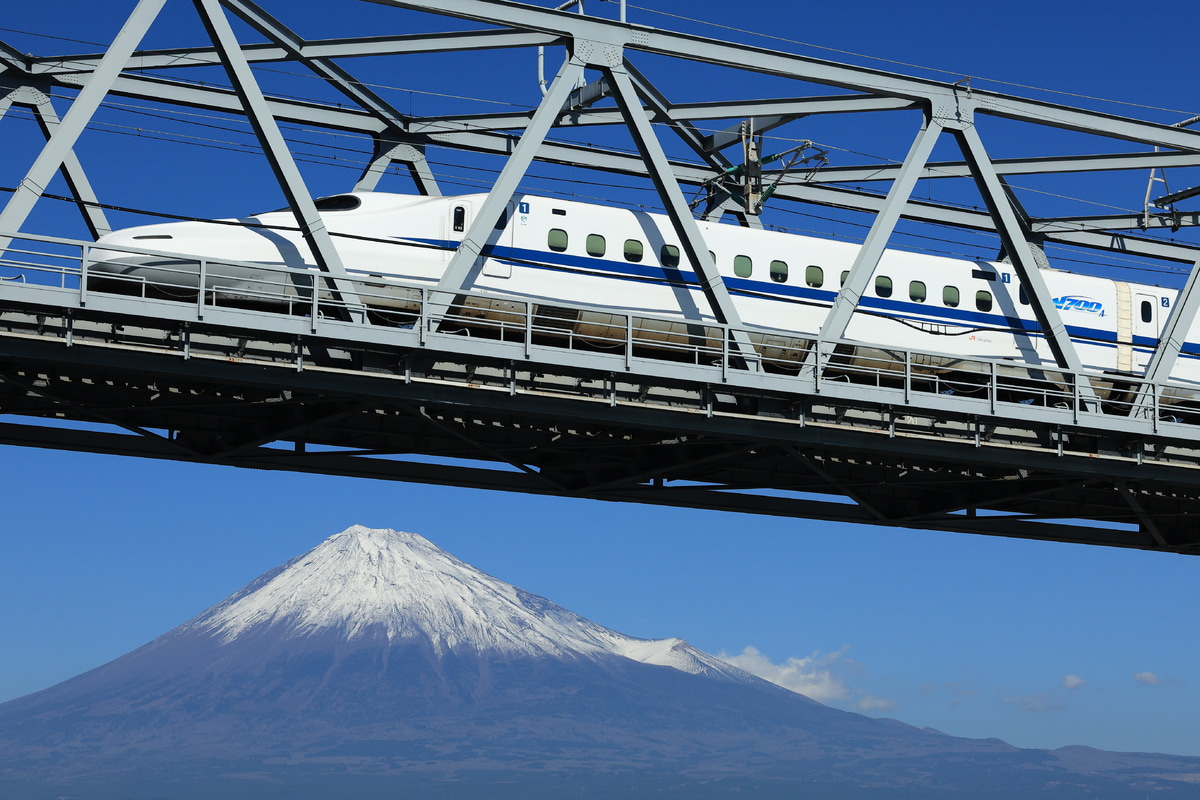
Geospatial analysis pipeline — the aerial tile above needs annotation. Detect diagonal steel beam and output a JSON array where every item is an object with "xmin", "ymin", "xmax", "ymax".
[
  {"xmin": 355, "ymin": 136, "xmax": 441, "ymax": 195},
  {"xmin": 954, "ymin": 124, "xmax": 1096, "ymax": 400},
  {"xmin": 31, "ymin": 100, "xmax": 111, "ymax": 239},
  {"xmin": 1133, "ymin": 258, "xmax": 1200, "ymax": 414},
  {"xmin": 223, "ymin": 0, "xmax": 414, "ymax": 132},
  {"xmin": 605, "ymin": 60, "xmax": 759, "ymax": 367},
  {"xmin": 0, "ymin": 0, "xmax": 167, "ymax": 251},
  {"xmin": 819, "ymin": 114, "xmax": 943, "ymax": 342},
  {"xmin": 194, "ymin": 0, "xmax": 365, "ymax": 322},
  {"xmin": 427, "ymin": 55, "xmax": 586, "ymax": 323},
  {"xmin": 223, "ymin": 0, "xmax": 442, "ymax": 196}
]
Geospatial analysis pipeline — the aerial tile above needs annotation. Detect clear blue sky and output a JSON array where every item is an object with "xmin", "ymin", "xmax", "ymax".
[{"xmin": 1, "ymin": 0, "xmax": 1199, "ymax": 759}]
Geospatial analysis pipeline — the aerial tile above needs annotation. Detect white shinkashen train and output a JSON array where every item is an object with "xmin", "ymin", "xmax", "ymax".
[{"xmin": 86, "ymin": 190, "xmax": 1198, "ymax": 398}]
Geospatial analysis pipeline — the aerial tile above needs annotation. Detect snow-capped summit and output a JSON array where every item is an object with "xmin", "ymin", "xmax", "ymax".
[{"xmin": 178, "ymin": 525, "xmax": 762, "ymax": 685}]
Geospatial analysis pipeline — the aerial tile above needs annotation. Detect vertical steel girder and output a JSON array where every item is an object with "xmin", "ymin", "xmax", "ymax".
[
  {"xmin": 0, "ymin": 0, "xmax": 167, "ymax": 250},
  {"xmin": 194, "ymin": 0, "xmax": 365, "ymax": 321}
]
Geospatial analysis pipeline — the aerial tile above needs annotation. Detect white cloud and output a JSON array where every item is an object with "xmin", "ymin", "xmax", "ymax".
[
  {"xmin": 1062, "ymin": 674, "xmax": 1085, "ymax": 690},
  {"xmin": 1134, "ymin": 672, "xmax": 1160, "ymax": 685},
  {"xmin": 719, "ymin": 645, "xmax": 851, "ymax": 703}
]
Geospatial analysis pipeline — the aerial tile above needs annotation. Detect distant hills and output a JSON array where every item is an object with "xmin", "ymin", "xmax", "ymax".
[{"xmin": 1, "ymin": 524, "xmax": 1198, "ymax": 799}]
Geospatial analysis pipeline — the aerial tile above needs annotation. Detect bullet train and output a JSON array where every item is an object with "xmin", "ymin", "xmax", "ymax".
[{"xmin": 86, "ymin": 190, "xmax": 1199, "ymax": 401}]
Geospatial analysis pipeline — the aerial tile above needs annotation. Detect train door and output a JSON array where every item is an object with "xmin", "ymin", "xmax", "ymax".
[
  {"xmin": 443, "ymin": 200, "xmax": 513, "ymax": 278},
  {"xmin": 1133, "ymin": 292, "xmax": 1160, "ymax": 372},
  {"xmin": 481, "ymin": 201, "xmax": 515, "ymax": 279}
]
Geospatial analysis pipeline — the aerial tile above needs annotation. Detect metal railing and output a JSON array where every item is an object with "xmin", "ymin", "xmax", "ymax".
[{"xmin": 2, "ymin": 230, "xmax": 1199, "ymax": 438}]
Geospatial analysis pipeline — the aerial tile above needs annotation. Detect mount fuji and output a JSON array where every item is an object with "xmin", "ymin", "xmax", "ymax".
[{"xmin": 1, "ymin": 525, "xmax": 1198, "ymax": 799}]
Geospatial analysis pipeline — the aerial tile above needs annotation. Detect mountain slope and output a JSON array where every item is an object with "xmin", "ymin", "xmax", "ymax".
[{"xmin": 1, "ymin": 525, "xmax": 1198, "ymax": 800}]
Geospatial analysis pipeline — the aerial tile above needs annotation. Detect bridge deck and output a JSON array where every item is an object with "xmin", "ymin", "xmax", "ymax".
[{"xmin": 0, "ymin": 233, "xmax": 1197, "ymax": 554}]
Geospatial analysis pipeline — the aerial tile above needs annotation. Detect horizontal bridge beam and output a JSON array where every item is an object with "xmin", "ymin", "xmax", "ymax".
[
  {"xmin": 27, "ymin": 29, "xmax": 562, "ymax": 74},
  {"xmin": 371, "ymin": 0, "xmax": 1200, "ymax": 152},
  {"xmin": 812, "ymin": 150, "xmax": 1200, "ymax": 184}
]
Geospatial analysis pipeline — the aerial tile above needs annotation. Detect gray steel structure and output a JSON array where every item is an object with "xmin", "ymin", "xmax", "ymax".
[{"xmin": 2, "ymin": 0, "xmax": 1200, "ymax": 553}]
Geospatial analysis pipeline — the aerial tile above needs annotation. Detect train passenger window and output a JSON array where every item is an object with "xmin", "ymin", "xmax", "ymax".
[
  {"xmin": 493, "ymin": 210, "xmax": 507, "ymax": 229},
  {"xmin": 943, "ymin": 285, "xmax": 960, "ymax": 307},
  {"xmin": 806, "ymin": 265, "xmax": 823, "ymax": 288},
  {"xmin": 548, "ymin": 228, "xmax": 568, "ymax": 252},
  {"xmin": 624, "ymin": 239, "xmax": 644, "ymax": 263},
  {"xmin": 734, "ymin": 255, "xmax": 753, "ymax": 278},
  {"xmin": 1141, "ymin": 300, "xmax": 1153, "ymax": 323},
  {"xmin": 840, "ymin": 270, "xmax": 849, "ymax": 286},
  {"xmin": 909, "ymin": 280, "xmax": 927, "ymax": 303},
  {"xmin": 976, "ymin": 290, "xmax": 993, "ymax": 312},
  {"xmin": 875, "ymin": 276, "xmax": 893, "ymax": 298},
  {"xmin": 586, "ymin": 234, "xmax": 606, "ymax": 257},
  {"xmin": 661, "ymin": 245, "xmax": 681, "ymax": 268},
  {"xmin": 1019, "ymin": 285, "xmax": 1030, "ymax": 305},
  {"xmin": 770, "ymin": 260, "xmax": 788, "ymax": 283},
  {"xmin": 453, "ymin": 205, "xmax": 466, "ymax": 232}
]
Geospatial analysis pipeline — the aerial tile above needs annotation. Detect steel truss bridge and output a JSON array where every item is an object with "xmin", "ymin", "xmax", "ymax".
[{"xmin": 2, "ymin": 0, "xmax": 1200, "ymax": 553}]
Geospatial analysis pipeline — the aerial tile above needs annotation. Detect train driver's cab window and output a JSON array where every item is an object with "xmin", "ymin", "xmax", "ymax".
[
  {"xmin": 548, "ymin": 228, "xmax": 568, "ymax": 252},
  {"xmin": 734, "ymin": 255, "xmax": 753, "ymax": 278},
  {"xmin": 453, "ymin": 205, "xmax": 466, "ymax": 232},
  {"xmin": 909, "ymin": 280, "xmax": 927, "ymax": 303},
  {"xmin": 875, "ymin": 275, "xmax": 893, "ymax": 298},
  {"xmin": 661, "ymin": 245, "xmax": 681, "ymax": 267},
  {"xmin": 314, "ymin": 194, "xmax": 363, "ymax": 212},
  {"xmin": 624, "ymin": 239, "xmax": 644, "ymax": 263},
  {"xmin": 770, "ymin": 260, "xmax": 788, "ymax": 283},
  {"xmin": 976, "ymin": 290, "xmax": 993, "ymax": 312},
  {"xmin": 1019, "ymin": 285, "xmax": 1030, "ymax": 305},
  {"xmin": 586, "ymin": 234, "xmax": 606, "ymax": 257},
  {"xmin": 943, "ymin": 285, "xmax": 960, "ymax": 307},
  {"xmin": 1141, "ymin": 300, "xmax": 1153, "ymax": 323},
  {"xmin": 806, "ymin": 265, "xmax": 823, "ymax": 288}
]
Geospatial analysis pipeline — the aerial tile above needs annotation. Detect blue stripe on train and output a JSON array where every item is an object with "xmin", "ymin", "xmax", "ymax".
[{"xmin": 393, "ymin": 236, "xmax": 1183, "ymax": 357}]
